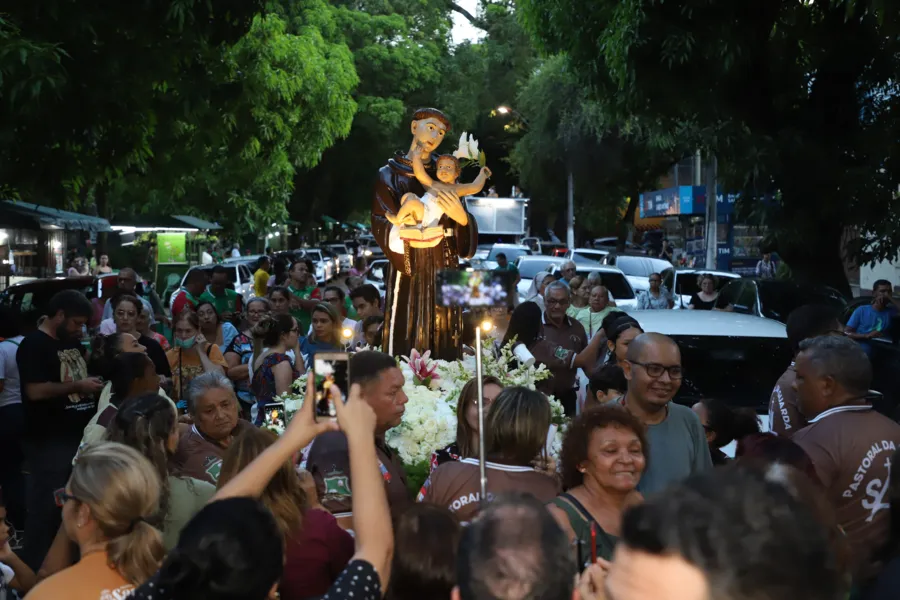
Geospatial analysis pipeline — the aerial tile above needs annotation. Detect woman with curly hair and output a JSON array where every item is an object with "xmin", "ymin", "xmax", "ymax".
[
  {"xmin": 218, "ymin": 427, "xmax": 353, "ymax": 600},
  {"xmin": 547, "ymin": 405, "xmax": 647, "ymax": 564}
]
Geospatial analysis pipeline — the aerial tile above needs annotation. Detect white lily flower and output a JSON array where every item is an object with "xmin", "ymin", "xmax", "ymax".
[
  {"xmin": 467, "ymin": 133, "xmax": 479, "ymax": 158},
  {"xmin": 453, "ymin": 131, "xmax": 470, "ymax": 159}
]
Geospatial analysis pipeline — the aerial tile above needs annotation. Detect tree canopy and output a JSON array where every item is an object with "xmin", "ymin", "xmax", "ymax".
[{"xmin": 518, "ymin": 0, "xmax": 900, "ymax": 290}]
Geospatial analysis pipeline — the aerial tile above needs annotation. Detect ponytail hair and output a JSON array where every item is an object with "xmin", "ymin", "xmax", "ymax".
[
  {"xmin": 251, "ymin": 313, "xmax": 295, "ymax": 364},
  {"xmin": 701, "ymin": 398, "xmax": 761, "ymax": 450},
  {"xmin": 69, "ymin": 442, "xmax": 164, "ymax": 586}
]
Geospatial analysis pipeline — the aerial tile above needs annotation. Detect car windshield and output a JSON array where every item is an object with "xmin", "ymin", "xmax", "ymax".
[
  {"xmin": 676, "ymin": 273, "xmax": 737, "ymax": 297},
  {"xmin": 612, "ymin": 256, "xmax": 645, "ymax": 277},
  {"xmin": 758, "ymin": 283, "xmax": 847, "ymax": 323},
  {"xmin": 328, "ymin": 245, "xmax": 347, "ymax": 254},
  {"xmin": 194, "ymin": 267, "xmax": 236, "ymax": 283},
  {"xmin": 572, "ymin": 250, "xmax": 605, "ymax": 265},
  {"xmin": 579, "ymin": 270, "xmax": 635, "ymax": 300},
  {"xmin": 369, "ymin": 262, "xmax": 387, "ymax": 281},
  {"xmin": 488, "ymin": 246, "xmax": 531, "ymax": 261},
  {"xmin": 669, "ymin": 334, "xmax": 792, "ymax": 411},
  {"xmin": 518, "ymin": 259, "xmax": 562, "ymax": 279}
]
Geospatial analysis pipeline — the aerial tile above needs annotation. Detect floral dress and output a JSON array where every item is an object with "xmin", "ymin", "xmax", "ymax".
[{"xmin": 250, "ymin": 352, "xmax": 299, "ymax": 425}]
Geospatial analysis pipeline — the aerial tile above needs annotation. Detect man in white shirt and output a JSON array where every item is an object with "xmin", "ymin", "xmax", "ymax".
[
  {"xmin": 201, "ymin": 247, "xmax": 214, "ymax": 265},
  {"xmin": 230, "ymin": 244, "xmax": 241, "ymax": 258}
]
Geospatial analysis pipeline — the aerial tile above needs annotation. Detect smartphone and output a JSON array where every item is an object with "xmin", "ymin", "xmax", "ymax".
[
  {"xmin": 263, "ymin": 403, "xmax": 286, "ymax": 428},
  {"xmin": 435, "ymin": 270, "xmax": 514, "ymax": 308},
  {"xmin": 314, "ymin": 352, "xmax": 350, "ymax": 419}
]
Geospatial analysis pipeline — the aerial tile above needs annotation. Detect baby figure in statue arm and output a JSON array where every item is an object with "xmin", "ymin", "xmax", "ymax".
[{"xmin": 386, "ymin": 143, "xmax": 491, "ymax": 227}]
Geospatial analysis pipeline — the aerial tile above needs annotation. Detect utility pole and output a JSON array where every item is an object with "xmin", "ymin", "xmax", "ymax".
[
  {"xmin": 704, "ymin": 154, "xmax": 718, "ymax": 269},
  {"xmin": 566, "ymin": 163, "xmax": 575, "ymax": 249}
]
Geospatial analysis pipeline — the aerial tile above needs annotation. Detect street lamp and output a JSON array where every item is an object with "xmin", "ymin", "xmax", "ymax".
[{"xmin": 496, "ymin": 105, "xmax": 510, "ymax": 115}]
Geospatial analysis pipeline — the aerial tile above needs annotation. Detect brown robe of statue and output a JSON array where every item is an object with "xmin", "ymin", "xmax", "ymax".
[{"xmin": 372, "ymin": 152, "xmax": 477, "ymax": 361}]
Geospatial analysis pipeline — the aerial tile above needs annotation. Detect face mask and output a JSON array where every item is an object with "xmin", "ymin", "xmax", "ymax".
[{"xmin": 175, "ymin": 337, "xmax": 196, "ymax": 349}]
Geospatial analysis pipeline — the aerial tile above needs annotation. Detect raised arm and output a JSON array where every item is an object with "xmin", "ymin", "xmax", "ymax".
[
  {"xmin": 454, "ymin": 166, "xmax": 492, "ymax": 196},
  {"xmin": 410, "ymin": 148, "xmax": 433, "ymax": 188}
]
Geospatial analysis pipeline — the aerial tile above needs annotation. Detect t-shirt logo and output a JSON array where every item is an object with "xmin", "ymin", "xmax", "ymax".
[
  {"xmin": 324, "ymin": 470, "xmax": 351, "ymax": 498},
  {"xmin": 863, "ymin": 455, "xmax": 892, "ymax": 523},
  {"xmin": 204, "ymin": 456, "xmax": 223, "ymax": 482},
  {"xmin": 99, "ymin": 585, "xmax": 135, "ymax": 600},
  {"xmin": 58, "ymin": 348, "xmax": 88, "ymax": 404}
]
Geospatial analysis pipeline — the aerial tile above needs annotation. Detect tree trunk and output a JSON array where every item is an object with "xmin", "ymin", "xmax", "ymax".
[
  {"xmin": 777, "ymin": 221, "xmax": 851, "ymax": 298},
  {"xmin": 617, "ymin": 193, "xmax": 639, "ymax": 252}
]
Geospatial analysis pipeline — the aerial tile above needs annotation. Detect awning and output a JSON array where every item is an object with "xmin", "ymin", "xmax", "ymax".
[
  {"xmin": 111, "ymin": 214, "xmax": 221, "ymax": 231},
  {"xmin": 1, "ymin": 200, "xmax": 112, "ymax": 232},
  {"xmin": 351, "ymin": 222, "xmax": 369, "ymax": 231},
  {"xmin": 321, "ymin": 215, "xmax": 340, "ymax": 225}
]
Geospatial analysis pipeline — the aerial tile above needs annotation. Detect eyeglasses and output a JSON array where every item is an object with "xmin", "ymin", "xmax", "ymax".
[
  {"xmin": 629, "ymin": 361, "xmax": 683, "ymax": 380},
  {"xmin": 545, "ymin": 298, "xmax": 570, "ymax": 306},
  {"xmin": 248, "ymin": 310, "xmax": 267, "ymax": 317},
  {"xmin": 54, "ymin": 489, "xmax": 79, "ymax": 507}
]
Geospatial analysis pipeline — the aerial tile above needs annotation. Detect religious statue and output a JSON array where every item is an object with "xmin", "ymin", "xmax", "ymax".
[{"xmin": 372, "ymin": 108, "xmax": 481, "ymax": 360}]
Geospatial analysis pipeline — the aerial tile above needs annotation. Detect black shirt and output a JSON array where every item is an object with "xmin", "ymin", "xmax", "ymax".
[
  {"xmin": 689, "ymin": 293, "xmax": 717, "ymax": 310},
  {"xmin": 140, "ymin": 334, "xmax": 172, "ymax": 378},
  {"xmin": 17, "ymin": 330, "xmax": 97, "ymax": 444}
]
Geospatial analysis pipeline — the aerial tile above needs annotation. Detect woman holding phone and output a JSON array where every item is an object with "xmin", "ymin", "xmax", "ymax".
[
  {"xmin": 166, "ymin": 311, "xmax": 227, "ymax": 411},
  {"xmin": 547, "ymin": 406, "xmax": 647, "ymax": 564}
]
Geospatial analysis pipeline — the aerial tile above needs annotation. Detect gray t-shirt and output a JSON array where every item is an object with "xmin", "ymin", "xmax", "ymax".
[{"xmin": 608, "ymin": 398, "xmax": 712, "ymax": 495}]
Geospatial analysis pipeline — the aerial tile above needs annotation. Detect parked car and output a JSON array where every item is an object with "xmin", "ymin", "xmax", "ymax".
[
  {"xmin": 624, "ymin": 309, "xmax": 791, "ymax": 427},
  {"xmin": 661, "ymin": 268, "xmax": 741, "ymax": 309},
  {"xmin": 296, "ymin": 248, "xmax": 334, "ymax": 284},
  {"xmin": 321, "ymin": 247, "xmax": 341, "ymax": 276},
  {"xmin": 364, "ymin": 258, "xmax": 390, "ymax": 297},
  {"xmin": 514, "ymin": 256, "xmax": 567, "ymax": 299},
  {"xmin": 600, "ymin": 253, "xmax": 674, "ymax": 292},
  {"xmin": 548, "ymin": 264, "xmax": 638, "ymax": 310},
  {"xmin": 357, "ymin": 236, "xmax": 385, "ymax": 261},
  {"xmin": 714, "ymin": 278, "xmax": 847, "ymax": 324},
  {"xmin": 325, "ymin": 243, "xmax": 353, "ymax": 271},
  {"xmin": 0, "ymin": 276, "xmax": 99, "ymax": 330},
  {"xmin": 224, "ymin": 254, "xmax": 264, "ymax": 270},
  {"xmin": 566, "ymin": 248, "xmax": 610, "ymax": 266},
  {"xmin": 594, "ymin": 237, "xmax": 648, "ymax": 255},
  {"xmin": 176, "ymin": 263, "xmax": 254, "ymax": 307}
]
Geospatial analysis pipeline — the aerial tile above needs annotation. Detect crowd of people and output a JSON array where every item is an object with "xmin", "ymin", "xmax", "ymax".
[{"xmin": 0, "ymin": 250, "xmax": 899, "ymax": 600}]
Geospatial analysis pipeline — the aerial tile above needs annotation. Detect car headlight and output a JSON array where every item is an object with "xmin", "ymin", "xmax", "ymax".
[{"xmin": 364, "ymin": 250, "xmax": 372, "ymax": 256}]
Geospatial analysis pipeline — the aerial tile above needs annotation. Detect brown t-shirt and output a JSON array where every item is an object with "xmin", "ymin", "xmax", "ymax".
[
  {"xmin": 171, "ymin": 420, "xmax": 251, "ymax": 485},
  {"xmin": 305, "ymin": 431, "xmax": 411, "ymax": 521},
  {"xmin": 532, "ymin": 314, "xmax": 588, "ymax": 398},
  {"xmin": 768, "ymin": 363, "xmax": 807, "ymax": 437},
  {"xmin": 418, "ymin": 457, "xmax": 561, "ymax": 523},
  {"xmin": 793, "ymin": 405, "xmax": 900, "ymax": 577}
]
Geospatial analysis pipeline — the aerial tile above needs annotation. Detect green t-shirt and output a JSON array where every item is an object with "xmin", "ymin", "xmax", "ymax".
[
  {"xmin": 164, "ymin": 475, "xmax": 216, "ymax": 551},
  {"xmin": 199, "ymin": 286, "xmax": 241, "ymax": 316},
  {"xmin": 344, "ymin": 295, "xmax": 358, "ymax": 320},
  {"xmin": 288, "ymin": 284, "xmax": 320, "ymax": 333}
]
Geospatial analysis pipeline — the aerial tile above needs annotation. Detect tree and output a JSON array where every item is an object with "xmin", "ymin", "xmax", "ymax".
[
  {"xmin": 519, "ymin": 0, "xmax": 900, "ymax": 292},
  {"xmin": 0, "ymin": 0, "xmax": 358, "ymax": 233},
  {"xmin": 509, "ymin": 54, "xmax": 683, "ymax": 244}
]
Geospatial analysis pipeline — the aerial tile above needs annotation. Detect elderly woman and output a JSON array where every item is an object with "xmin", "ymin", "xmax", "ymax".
[
  {"xmin": 688, "ymin": 274, "xmax": 719, "ymax": 310},
  {"xmin": 418, "ymin": 387, "xmax": 561, "ymax": 523},
  {"xmin": 523, "ymin": 271, "xmax": 553, "ymax": 311},
  {"xmin": 577, "ymin": 285, "xmax": 622, "ymax": 338},
  {"xmin": 636, "ymin": 272, "xmax": 673, "ymax": 310},
  {"xmin": 566, "ymin": 275, "xmax": 590, "ymax": 318},
  {"xmin": 547, "ymin": 406, "xmax": 647, "ymax": 564},
  {"xmin": 170, "ymin": 372, "xmax": 250, "ymax": 486},
  {"xmin": 430, "ymin": 376, "xmax": 504, "ymax": 471}
]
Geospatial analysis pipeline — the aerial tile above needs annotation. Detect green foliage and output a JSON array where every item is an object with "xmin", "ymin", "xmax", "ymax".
[
  {"xmin": 0, "ymin": 0, "xmax": 358, "ymax": 234},
  {"xmin": 519, "ymin": 0, "xmax": 900, "ymax": 289}
]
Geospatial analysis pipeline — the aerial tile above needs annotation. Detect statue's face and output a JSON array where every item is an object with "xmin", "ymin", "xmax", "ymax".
[
  {"xmin": 411, "ymin": 117, "xmax": 448, "ymax": 154},
  {"xmin": 436, "ymin": 157, "xmax": 459, "ymax": 184}
]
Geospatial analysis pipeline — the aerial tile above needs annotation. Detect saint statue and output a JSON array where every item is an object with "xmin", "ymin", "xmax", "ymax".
[{"xmin": 372, "ymin": 108, "xmax": 479, "ymax": 360}]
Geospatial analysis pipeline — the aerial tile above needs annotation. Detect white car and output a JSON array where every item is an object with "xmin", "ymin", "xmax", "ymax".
[
  {"xmin": 364, "ymin": 258, "xmax": 389, "ymax": 297},
  {"xmin": 601, "ymin": 254, "xmax": 673, "ymax": 292},
  {"xmin": 661, "ymin": 268, "xmax": 741, "ymax": 309},
  {"xmin": 175, "ymin": 263, "xmax": 254, "ymax": 307},
  {"xmin": 297, "ymin": 248, "xmax": 333, "ymax": 284},
  {"xmin": 514, "ymin": 256, "xmax": 567, "ymax": 299},
  {"xmin": 326, "ymin": 243, "xmax": 353, "ymax": 271},
  {"xmin": 548, "ymin": 264, "xmax": 638, "ymax": 310},
  {"xmin": 566, "ymin": 248, "xmax": 609, "ymax": 266}
]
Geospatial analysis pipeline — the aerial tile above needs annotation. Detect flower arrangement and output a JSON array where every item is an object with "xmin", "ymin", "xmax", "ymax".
[
  {"xmin": 278, "ymin": 339, "xmax": 568, "ymax": 493},
  {"xmin": 452, "ymin": 132, "xmax": 487, "ymax": 169}
]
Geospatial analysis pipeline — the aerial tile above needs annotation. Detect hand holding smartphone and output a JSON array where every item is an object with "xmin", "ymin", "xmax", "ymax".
[{"xmin": 313, "ymin": 353, "xmax": 350, "ymax": 420}]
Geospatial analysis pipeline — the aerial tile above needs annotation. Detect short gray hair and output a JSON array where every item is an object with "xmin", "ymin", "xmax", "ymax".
[
  {"xmin": 798, "ymin": 335, "xmax": 872, "ymax": 394},
  {"xmin": 561, "ymin": 260, "xmax": 576, "ymax": 271},
  {"xmin": 586, "ymin": 271, "xmax": 603, "ymax": 285},
  {"xmin": 187, "ymin": 371, "xmax": 237, "ymax": 414},
  {"xmin": 544, "ymin": 280, "xmax": 570, "ymax": 300}
]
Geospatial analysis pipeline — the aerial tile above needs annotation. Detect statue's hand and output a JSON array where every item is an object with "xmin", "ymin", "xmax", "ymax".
[
  {"xmin": 481, "ymin": 166, "xmax": 492, "ymax": 178},
  {"xmin": 435, "ymin": 190, "xmax": 468, "ymax": 226}
]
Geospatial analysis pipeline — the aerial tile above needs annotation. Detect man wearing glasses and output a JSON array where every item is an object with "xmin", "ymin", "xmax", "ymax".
[
  {"xmin": 100, "ymin": 268, "xmax": 156, "ymax": 325},
  {"xmin": 559, "ymin": 260, "xmax": 577, "ymax": 283},
  {"xmin": 616, "ymin": 332, "xmax": 712, "ymax": 494}
]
